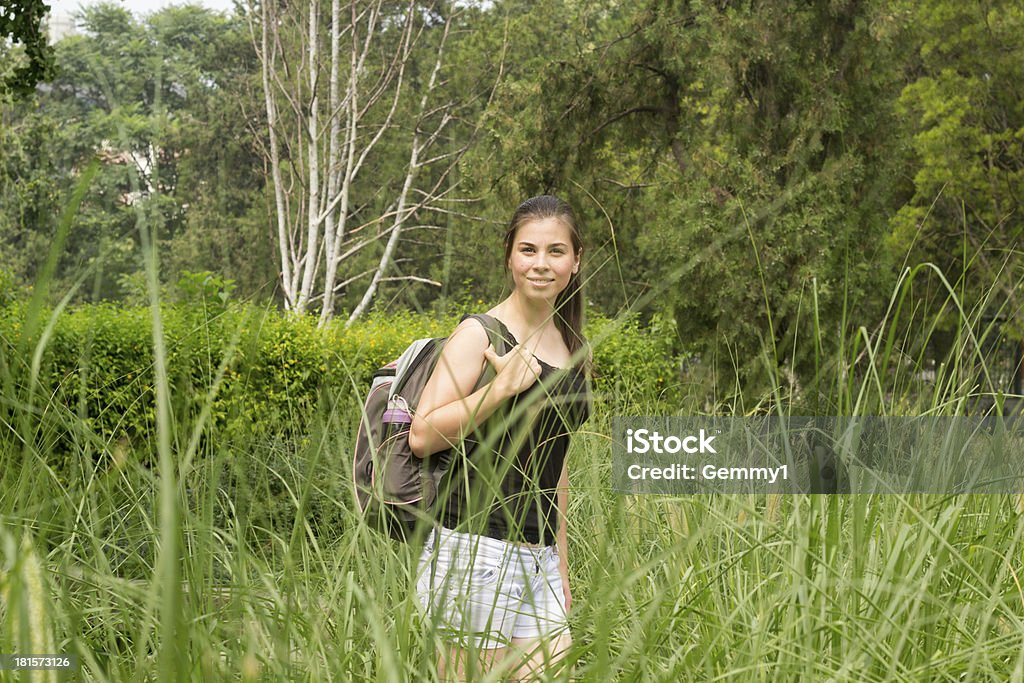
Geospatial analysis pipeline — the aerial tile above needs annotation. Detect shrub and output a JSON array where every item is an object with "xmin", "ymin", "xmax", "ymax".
[
  {"xmin": 0, "ymin": 304, "xmax": 683, "ymax": 448},
  {"xmin": 0, "ymin": 301, "xmax": 684, "ymax": 542},
  {"xmin": 0, "ymin": 268, "xmax": 19, "ymax": 308},
  {"xmin": 588, "ymin": 311, "xmax": 683, "ymax": 407}
]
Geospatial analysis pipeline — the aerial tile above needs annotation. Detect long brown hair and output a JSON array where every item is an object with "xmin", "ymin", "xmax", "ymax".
[{"xmin": 503, "ymin": 195, "xmax": 587, "ymax": 362}]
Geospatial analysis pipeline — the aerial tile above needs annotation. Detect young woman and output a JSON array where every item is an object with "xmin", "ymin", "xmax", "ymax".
[{"xmin": 409, "ymin": 195, "xmax": 591, "ymax": 681}]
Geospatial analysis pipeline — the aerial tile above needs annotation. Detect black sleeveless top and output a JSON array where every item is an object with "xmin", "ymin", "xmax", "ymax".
[{"xmin": 438, "ymin": 317, "xmax": 591, "ymax": 545}]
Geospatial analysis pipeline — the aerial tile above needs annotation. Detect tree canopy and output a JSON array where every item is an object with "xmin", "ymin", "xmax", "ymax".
[
  {"xmin": 0, "ymin": 0, "xmax": 56, "ymax": 97},
  {"xmin": 1, "ymin": 0, "xmax": 1020, "ymax": 400}
]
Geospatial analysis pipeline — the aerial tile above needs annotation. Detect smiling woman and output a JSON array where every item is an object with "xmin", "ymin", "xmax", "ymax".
[
  {"xmin": 508, "ymin": 216, "xmax": 579, "ymax": 310},
  {"xmin": 409, "ymin": 195, "xmax": 592, "ymax": 681}
]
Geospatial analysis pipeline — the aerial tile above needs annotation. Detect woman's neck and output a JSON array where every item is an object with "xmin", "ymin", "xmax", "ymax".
[{"xmin": 496, "ymin": 291, "xmax": 555, "ymax": 340}]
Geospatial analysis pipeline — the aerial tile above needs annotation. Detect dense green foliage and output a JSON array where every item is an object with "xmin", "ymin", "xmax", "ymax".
[
  {"xmin": 1, "ymin": 0, "xmax": 1020, "ymax": 402},
  {"xmin": 0, "ymin": 301, "xmax": 682, "ymax": 449},
  {"xmin": 890, "ymin": 1, "xmax": 1024, "ymax": 324},
  {"xmin": 0, "ymin": 0, "xmax": 55, "ymax": 97},
  {"xmin": 1, "ymin": 3, "xmax": 272, "ymax": 301}
]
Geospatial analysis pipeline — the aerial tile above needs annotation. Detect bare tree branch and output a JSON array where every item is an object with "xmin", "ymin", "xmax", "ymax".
[
  {"xmin": 381, "ymin": 275, "xmax": 442, "ymax": 286},
  {"xmin": 253, "ymin": 0, "xmax": 500, "ymax": 325}
]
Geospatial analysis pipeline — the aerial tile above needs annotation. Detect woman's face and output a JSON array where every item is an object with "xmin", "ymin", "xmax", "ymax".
[{"xmin": 507, "ymin": 216, "xmax": 580, "ymax": 304}]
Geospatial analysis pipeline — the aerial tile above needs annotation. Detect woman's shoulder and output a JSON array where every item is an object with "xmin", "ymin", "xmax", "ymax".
[
  {"xmin": 448, "ymin": 314, "xmax": 492, "ymax": 347},
  {"xmin": 459, "ymin": 312, "xmax": 517, "ymax": 345}
]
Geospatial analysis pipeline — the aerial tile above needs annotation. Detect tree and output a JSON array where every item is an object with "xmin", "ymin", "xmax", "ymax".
[
  {"xmin": 455, "ymin": 0, "xmax": 913, "ymax": 402},
  {"xmin": 0, "ymin": 0, "xmax": 56, "ymax": 97},
  {"xmin": 0, "ymin": 3, "xmax": 275, "ymax": 301},
  {"xmin": 149, "ymin": 5, "xmax": 278, "ymax": 299},
  {"xmin": 253, "ymin": 0, "xmax": 495, "ymax": 325},
  {"xmin": 890, "ymin": 0, "xmax": 1024, "ymax": 315}
]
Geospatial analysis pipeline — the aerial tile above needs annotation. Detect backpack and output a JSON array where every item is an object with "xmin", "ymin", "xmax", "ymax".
[{"xmin": 351, "ymin": 313, "xmax": 510, "ymax": 541}]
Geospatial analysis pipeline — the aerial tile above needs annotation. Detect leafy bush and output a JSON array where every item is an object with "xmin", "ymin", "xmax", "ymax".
[
  {"xmin": 0, "ymin": 301, "xmax": 682, "ymax": 547},
  {"xmin": 0, "ymin": 268, "xmax": 16, "ymax": 307},
  {"xmin": 0, "ymin": 302, "xmax": 682, "ymax": 459},
  {"xmin": 588, "ymin": 311, "xmax": 683, "ymax": 406},
  {"xmin": 175, "ymin": 270, "xmax": 237, "ymax": 311}
]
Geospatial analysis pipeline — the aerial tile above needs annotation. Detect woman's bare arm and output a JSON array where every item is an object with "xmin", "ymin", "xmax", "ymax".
[{"xmin": 409, "ymin": 318, "xmax": 540, "ymax": 458}]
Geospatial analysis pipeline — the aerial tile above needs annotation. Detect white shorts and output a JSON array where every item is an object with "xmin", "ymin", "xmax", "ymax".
[{"xmin": 415, "ymin": 526, "xmax": 569, "ymax": 649}]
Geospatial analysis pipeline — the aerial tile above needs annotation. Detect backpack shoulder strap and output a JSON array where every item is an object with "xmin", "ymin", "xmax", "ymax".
[
  {"xmin": 459, "ymin": 313, "xmax": 513, "ymax": 356},
  {"xmin": 459, "ymin": 313, "xmax": 514, "ymax": 391}
]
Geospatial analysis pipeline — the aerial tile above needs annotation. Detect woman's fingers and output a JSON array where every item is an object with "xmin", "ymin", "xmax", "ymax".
[
  {"xmin": 482, "ymin": 343, "xmax": 498, "ymax": 366},
  {"xmin": 484, "ymin": 343, "xmax": 542, "ymax": 395},
  {"xmin": 484, "ymin": 342, "xmax": 521, "ymax": 366},
  {"xmin": 511, "ymin": 351, "xmax": 542, "ymax": 393}
]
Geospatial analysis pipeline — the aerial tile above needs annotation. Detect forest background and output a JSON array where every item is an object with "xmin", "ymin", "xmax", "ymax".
[{"xmin": 1, "ymin": 0, "xmax": 1021, "ymax": 405}]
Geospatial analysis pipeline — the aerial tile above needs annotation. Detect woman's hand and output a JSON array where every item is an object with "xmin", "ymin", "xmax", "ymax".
[{"xmin": 483, "ymin": 343, "xmax": 542, "ymax": 399}]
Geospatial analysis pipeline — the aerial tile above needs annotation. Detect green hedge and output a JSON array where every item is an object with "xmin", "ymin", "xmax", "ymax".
[
  {"xmin": 0, "ymin": 303, "xmax": 682, "ymax": 542},
  {"xmin": 588, "ymin": 312, "xmax": 681, "ymax": 406},
  {"xmin": 0, "ymin": 304, "xmax": 682, "ymax": 450}
]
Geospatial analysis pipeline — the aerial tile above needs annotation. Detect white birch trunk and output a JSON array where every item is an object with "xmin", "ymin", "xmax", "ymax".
[
  {"xmin": 258, "ymin": 0, "xmax": 295, "ymax": 309},
  {"xmin": 252, "ymin": 1, "xmax": 486, "ymax": 325},
  {"xmin": 346, "ymin": 17, "xmax": 452, "ymax": 326},
  {"xmin": 319, "ymin": 0, "xmax": 356, "ymax": 327},
  {"xmin": 295, "ymin": 0, "xmax": 321, "ymax": 314}
]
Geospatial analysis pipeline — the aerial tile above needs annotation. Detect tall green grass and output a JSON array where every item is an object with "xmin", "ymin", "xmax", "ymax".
[
  {"xmin": 2, "ymin": 161, "xmax": 1023, "ymax": 682},
  {"xmin": 2, "ymin": 249, "xmax": 1023, "ymax": 682}
]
